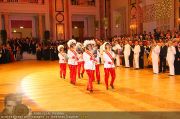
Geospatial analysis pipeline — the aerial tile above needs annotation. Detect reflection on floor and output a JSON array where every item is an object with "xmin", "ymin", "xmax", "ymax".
[{"xmin": 0, "ymin": 61, "xmax": 180, "ymax": 111}]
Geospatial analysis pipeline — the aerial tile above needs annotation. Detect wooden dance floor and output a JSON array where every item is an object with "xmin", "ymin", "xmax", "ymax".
[{"xmin": 0, "ymin": 60, "xmax": 180, "ymax": 111}]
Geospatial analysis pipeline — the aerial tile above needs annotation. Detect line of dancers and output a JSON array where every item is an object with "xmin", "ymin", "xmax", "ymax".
[
  {"xmin": 57, "ymin": 38, "xmax": 180, "ymax": 92},
  {"xmin": 58, "ymin": 39, "xmax": 116, "ymax": 92}
]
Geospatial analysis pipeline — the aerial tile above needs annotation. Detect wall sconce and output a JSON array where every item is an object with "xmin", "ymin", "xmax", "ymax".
[
  {"xmin": 74, "ymin": 26, "xmax": 78, "ymax": 29},
  {"xmin": 178, "ymin": 18, "xmax": 180, "ymax": 23}
]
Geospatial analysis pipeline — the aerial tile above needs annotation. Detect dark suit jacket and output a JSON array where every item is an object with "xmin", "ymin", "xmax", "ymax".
[{"xmin": 159, "ymin": 45, "xmax": 167, "ymax": 58}]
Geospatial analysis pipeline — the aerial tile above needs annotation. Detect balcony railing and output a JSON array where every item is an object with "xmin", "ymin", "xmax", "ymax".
[
  {"xmin": 0, "ymin": 0, "xmax": 44, "ymax": 4},
  {"xmin": 71, "ymin": 0, "xmax": 95, "ymax": 6}
]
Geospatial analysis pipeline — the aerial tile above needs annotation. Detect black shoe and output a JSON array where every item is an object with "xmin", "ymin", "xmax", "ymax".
[
  {"xmin": 90, "ymin": 90, "xmax": 93, "ymax": 93},
  {"xmin": 110, "ymin": 85, "xmax": 114, "ymax": 89},
  {"xmin": 60, "ymin": 76, "xmax": 62, "ymax": 79},
  {"xmin": 63, "ymin": 76, "xmax": 65, "ymax": 79},
  {"xmin": 97, "ymin": 80, "xmax": 100, "ymax": 84},
  {"xmin": 163, "ymin": 70, "xmax": 166, "ymax": 73},
  {"xmin": 106, "ymin": 87, "xmax": 109, "ymax": 90},
  {"xmin": 81, "ymin": 73, "xmax": 83, "ymax": 78}
]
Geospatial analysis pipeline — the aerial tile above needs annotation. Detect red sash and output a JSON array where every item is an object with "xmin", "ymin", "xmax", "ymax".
[
  {"xmin": 70, "ymin": 50, "xmax": 78, "ymax": 61},
  {"xmin": 86, "ymin": 50, "xmax": 94, "ymax": 58},
  {"xmin": 86, "ymin": 50, "xmax": 97, "ymax": 62},
  {"xmin": 106, "ymin": 51, "xmax": 114, "ymax": 62},
  {"xmin": 70, "ymin": 50, "xmax": 77, "ymax": 57}
]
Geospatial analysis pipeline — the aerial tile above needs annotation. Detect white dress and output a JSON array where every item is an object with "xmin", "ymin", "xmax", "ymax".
[
  {"xmin": 152, "ymin": 45, "xmax": 160, "ymax": 74},
  {"xmin": 167, "ymin": 46, "xmax": 176, "ymax": 75}
]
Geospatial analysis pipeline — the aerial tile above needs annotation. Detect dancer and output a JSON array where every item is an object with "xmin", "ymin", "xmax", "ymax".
[
  {"xmin": 133, "ymin": 41, "xmax": 140, "ymax": 69},
  {"xmin": 76, "ymin": 42, "xmax": 85, "ymax": 79},
  {"xmin": 83, "ymin": 40, "xmax": 96, "ymax": 92},
  {"xmin": 152, "ymin": 41, "xmax": 161, "ymax": 74},
  {"xmin": 112, "ymin": 40, "xmax": 121, "ymax": 67},
  {"xmin": 91, "ymin": 40, "xmax": 101, "ymax": 84},
  {"xmin": 58, "ymin": 45, "xmax": 67, "ymax": 79},
  {"xmin": 103, "ymin": 42, "xmax": 116, "ymax": 90},
  {"xmin": 67, "ymin": 39, "xmax": 78, "ymax": 85},
  {"xmin": 159, "ymin": 41, "xmax": 168, "ymax": 73},
  {"xmin": 167, "ymin": 41, "xmax": 176, "ymax": 76},
  {"xmin": 124, "ymin": 40, "xmax": 131, "ymax": 68}
]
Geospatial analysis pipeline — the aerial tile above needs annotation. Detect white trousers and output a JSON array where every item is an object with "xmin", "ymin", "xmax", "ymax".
[
  {"xmin": 152, "ymin": 57, "xmax": 159, "ymax": 74},
  {"xmin": 134, "ymin": 54, "xmax": 139, "ymax": 69},
  {"xmin": 167, "ymin": 58, "xmax": 175, "ymax": 75},
  {"xmin": 124, "ymin": 55, "xmax": 130, "ymax": 67}
]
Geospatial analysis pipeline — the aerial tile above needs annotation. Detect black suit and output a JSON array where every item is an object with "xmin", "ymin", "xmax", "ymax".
[
  {"xmin": 129, "ymin": 45, "xmax": 134, "ymax": 67},
  {"xmin": 175, "ymin": 47, "xmax": 180, "ymax": 75},
  {"xmin": 139, "ymin": 45, "xmax": 145, "ymax": 69},
  {"xmin": 159, "ymin": 45, "xmax": 168, "ymax": 72},
  {"xmin": 0, "ymin": 49, "xmax": 3, "ymax": 64}
]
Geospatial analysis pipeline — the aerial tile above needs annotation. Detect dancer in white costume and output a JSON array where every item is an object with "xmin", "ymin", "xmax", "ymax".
[
  {"xmin": 152, "ymin": 41, "xmax": 161, "ymax": 74},
  {"xmin": 167, "ymin": 41, "xmax": 176, "ymax": 76}
]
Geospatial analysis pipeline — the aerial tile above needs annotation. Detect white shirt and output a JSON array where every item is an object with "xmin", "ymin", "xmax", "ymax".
[
  {"xmin": 95, "ymin": 50, "xmax": 100, "ymax": 64},
  {"xmin": 67, "ymin": 50, "xmax": 78, "ymax": 65},
  {"xmin": 134, "ymin": 45, "xmax": 140, "ymax": 55},
  {"xmin": 113, "ymin": 44, "xmax": 121, "ymax": 51},
  {"xmin": 83, "ymin": 51, "xmax": 95, "ymax": 70},
  {"xmin": 92, "ymin": 49, "xmax": 100, "ymax": 65},
  {"xmin": 77, "ymin": 53, "xmax": 84, "ymax": 62},
  {"xmin": 152, "ymin": 45, "xmax": 160, "ymax": 59},
  {"xmin": 124, "ymin": 44, "xmax": 131, "ymax": 56},
  {"xmin": 167, "ymin": 46, "xmax": 176, "ymax": 60},
  {"xmin": 58, "ymin": 53, "xmax": 67, "ymax": 63},
  {"xmin": 103, "ymin": 51, "xmax": 115, "ymax": 68}
]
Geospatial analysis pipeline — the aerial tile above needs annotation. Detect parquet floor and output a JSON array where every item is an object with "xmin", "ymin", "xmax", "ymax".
[{"xmin": 0, "ymin": 60, "xmax": 180, "ymax": 111}]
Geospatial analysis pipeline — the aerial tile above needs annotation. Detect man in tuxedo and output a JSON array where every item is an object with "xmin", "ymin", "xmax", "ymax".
[
  {"xmin": 0, "ymin": 45, "xmax": 3, "ymax": 64},
  {"xmin": 159, "ymin": 41, "xmax": 168, "ymax": 73},
  {"xmin": 139, "ymin": 41, "xmax": 145, "ymax": 69},
  {"xmin": 129, "ymin": 41, "xmax": 134, "ymax": 68},
  {"xmin": 174, "ymin": 41, "xmax": 180, "ymax": 75},
  {"xmin": 2, "ymin": 45, "xmax": 8, "ymax": 64}
]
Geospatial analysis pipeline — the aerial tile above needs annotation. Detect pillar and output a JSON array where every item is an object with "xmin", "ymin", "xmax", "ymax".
[
  {"xmin": 45, "ymin": 13, "xmax": 50, "ymax": 31},
  {"xmin": 38, "ymin": 0, "xmax": 42, "ymax": 4},
  {"xmin": 0, "ymin": 13, "xmax": 2, "ymax": 30},
  {"xmin": 38, "ymin": 14, "xmax": 43, "ymax": 40},
  {"xmin": 174, "ymin": 0, "xmax": 179, "ymax": 30},
  {"xmin": 4, "ymin": 14, "xmax": 10, "ymax": 38}
]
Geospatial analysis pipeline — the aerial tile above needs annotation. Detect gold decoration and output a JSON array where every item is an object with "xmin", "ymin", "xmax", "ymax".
[
  {"xmin": 154, "ymin": 0, "xmax": 173, "ymax": 19},
  {"xmin": 103, "ymin": 17, "xmax": 108, "ymax": 30}
]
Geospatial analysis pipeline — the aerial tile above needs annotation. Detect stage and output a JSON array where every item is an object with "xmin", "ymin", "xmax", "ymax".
[{"xmin": 0, "ymin": 60, "xmax": 180, "ymax": 111}]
